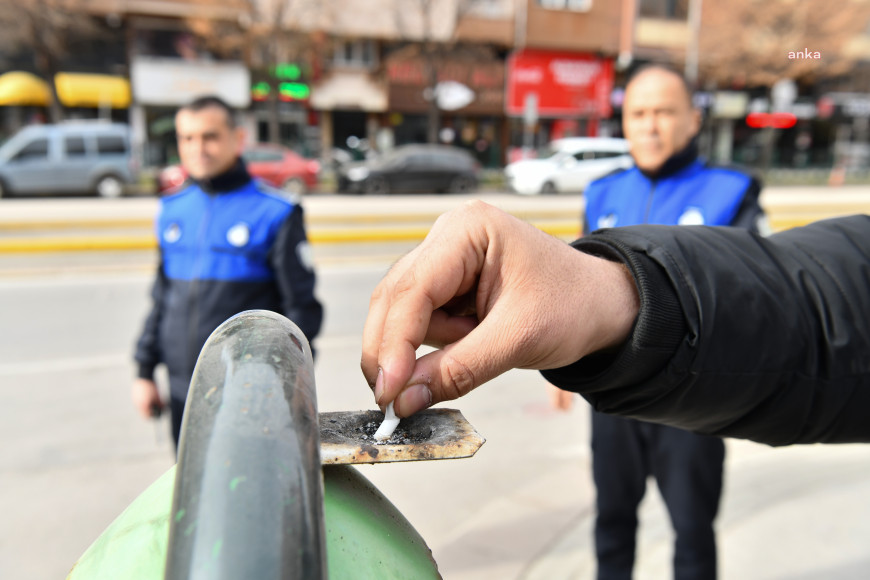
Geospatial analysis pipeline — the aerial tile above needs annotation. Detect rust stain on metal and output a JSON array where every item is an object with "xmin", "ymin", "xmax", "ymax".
[
  {"xmin": 319, "ymin": 408, "xmax": 485, "ymax": 465},
  {"xmin": 359, "ymin": 444, "xmax": 379, "ymax": 459}
]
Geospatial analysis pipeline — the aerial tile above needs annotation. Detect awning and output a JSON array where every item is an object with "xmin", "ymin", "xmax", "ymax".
[
  {"xmin": 310, "ymin": 71, "xmax": 387, "ymax": 112},
  {"xmin": 55, "ymin": 73, "xmax": 131, "ymax": 108},
  {"xmin": 0, "ymin": 71, "xmax": 51, "ymax": 106}
]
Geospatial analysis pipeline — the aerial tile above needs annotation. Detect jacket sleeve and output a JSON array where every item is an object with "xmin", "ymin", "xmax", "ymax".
[
  {"xmin": 541, "ymin": 215, "xmax": 870, "ymax": 446},
  {"xmin": 269, "ymin": 204, "xmax": 324, "ymax": 346},
  {"xmin": 134, "ymin": 259, "xmax": 167, "ymax": 380}
]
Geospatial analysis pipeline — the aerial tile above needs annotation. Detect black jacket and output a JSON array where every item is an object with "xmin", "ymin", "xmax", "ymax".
[
  {"xmin": 134, "ymin": 161, "xmax": 323, "ymax": 399},
  {"xmin": 541, "ymin": 215, "xmax": 870, "ymax": 446}
]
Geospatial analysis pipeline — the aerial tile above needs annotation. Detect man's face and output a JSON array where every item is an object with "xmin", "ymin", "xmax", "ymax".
[
  {"xmin": 622, "ymin": 69, "xmax": 701, "ymax": 173},
  {"xmin": 175, "ymin": 106, "xmax": 244, "ymax": 180}
]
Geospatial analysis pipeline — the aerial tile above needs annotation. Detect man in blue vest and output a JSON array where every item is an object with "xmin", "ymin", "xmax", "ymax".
[
  {"xmin": 578, "ymin": 65, "xmax": 766, "ymax": 580},
  {"xmin": 132, "ymin": 95, "xmax": 323, "ymax": 449}
]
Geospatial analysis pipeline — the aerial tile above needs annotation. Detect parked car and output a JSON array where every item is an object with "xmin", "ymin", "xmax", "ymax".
[
  {"xmin": 337, "ymin": 144, "xmax": 480, "ymax": 194},
  {"xmin": 0, "ymin": 122, "xmax": 135, "ymax": 198},
  {"xmin": 504, "ymin": 137, "xmax": 632, "ymax": 195},
  {"xmin": 158, "ymin": 143, "xmax": 320, "ymax": 195}
]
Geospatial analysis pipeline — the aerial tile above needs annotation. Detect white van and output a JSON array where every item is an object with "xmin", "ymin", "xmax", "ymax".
[
  {"xmin": 0, "ymin": 122, "xmax": 135, "ymax": 198},
  {"xmin": 505, "ymin": 137, "xmax": 632, "ymax": 195}
]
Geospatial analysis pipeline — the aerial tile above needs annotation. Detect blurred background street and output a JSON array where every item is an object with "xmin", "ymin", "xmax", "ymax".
[{"xmin": 2, "ymin": 0, "xmax": 870, "ymax": 578}]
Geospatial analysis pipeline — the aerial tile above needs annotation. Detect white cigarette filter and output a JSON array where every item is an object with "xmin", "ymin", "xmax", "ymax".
[{"xmin": 373, "ymin": 401, "xmax": 400, "ymax": 442}]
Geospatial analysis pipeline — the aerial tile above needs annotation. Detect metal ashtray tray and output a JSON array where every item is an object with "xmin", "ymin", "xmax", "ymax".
[{"xmin": 319, "ymin": 408, "xmax": 485, "ymax": 464}]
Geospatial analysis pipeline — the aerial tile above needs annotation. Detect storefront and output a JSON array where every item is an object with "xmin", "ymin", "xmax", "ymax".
[
  {"xmin": 0, "ymin": 71, "xmax": 131, "ymax": 138},
  {"xmin": 505, "ymin": 49, "xmax": 614, "ymax": 157},
  {"xmin": 385, "ymin": 56, "xmax": 506, "ymax": 167},
  {"xmin": 250, "ymin": 63, "xmax": 320, "ymax": 157},
  {"xmin": 309, "ymin": 70, "xmax": 388, "ymax": 160}
]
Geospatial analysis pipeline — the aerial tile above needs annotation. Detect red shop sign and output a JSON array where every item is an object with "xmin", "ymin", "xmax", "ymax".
[{"xmin": 506, "ymin": 50, "xmax": 613, "ymax": 118}]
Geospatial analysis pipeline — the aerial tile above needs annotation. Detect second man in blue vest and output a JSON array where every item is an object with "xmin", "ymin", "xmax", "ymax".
[{"xmin": 579, "ymin": 65, "xmax": 767, "ymax": 580}]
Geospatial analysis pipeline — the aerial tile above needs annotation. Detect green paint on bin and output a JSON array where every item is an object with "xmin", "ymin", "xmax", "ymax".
[{"xmin": 67, "ymin": 464, "xmax": 441, "ymax": 579}]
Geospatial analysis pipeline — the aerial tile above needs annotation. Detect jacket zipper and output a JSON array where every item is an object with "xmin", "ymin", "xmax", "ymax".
[
  {"xmin": 643, "ymin": 178, "xmax": 657, "ymax": 224},
  {"xmin": 187, "ymin": 194, "xmax": 214, "ymax": 375}
]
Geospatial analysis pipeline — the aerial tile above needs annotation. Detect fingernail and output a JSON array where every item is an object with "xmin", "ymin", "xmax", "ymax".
[
  {"xmin": 396, "ymin": 384, "xmax": 432, "ymax": 417},
  {"xmin": 374, "ymin": 368, "xmax": 384, "ymax": 404}
]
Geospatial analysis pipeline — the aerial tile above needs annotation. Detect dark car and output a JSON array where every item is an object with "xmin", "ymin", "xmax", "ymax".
[
  {"xmin": 158, "ymin": 143, "xmax": 320, "ymax": 194},
  {"xmin": 338, "ymin": 144, "xmax": 480, "ymax": 194}
]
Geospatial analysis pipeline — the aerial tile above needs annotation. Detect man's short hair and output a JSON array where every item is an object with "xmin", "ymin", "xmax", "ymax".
[
  {"xmin": 626, "ymin": 64, "xmax": 695, "ymax": 108},
  {"xmin": 178, "ymin": 95, "xmax": 238, "ymax": 128}
]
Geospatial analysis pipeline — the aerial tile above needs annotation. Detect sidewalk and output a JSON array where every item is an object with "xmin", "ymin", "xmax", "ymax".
[{"xmin": 520, "ymin": 439, "xmax": 870, "ymax": 580}]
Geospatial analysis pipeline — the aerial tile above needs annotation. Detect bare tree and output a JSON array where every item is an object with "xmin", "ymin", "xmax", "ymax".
[
  {"xmin": 389, "ymin": 0, "xmax": 498, "ymax": 144},
  {"xmin": 0, "ymin": 0, "xmax": 101, "ymax": 122},
  {"xmin": 699, "ymin": 0, "xmax": 870, "ymax": 87},
  {"xmin": 186, "ymin": 0, "xmax": 328, "ymax": 144}
]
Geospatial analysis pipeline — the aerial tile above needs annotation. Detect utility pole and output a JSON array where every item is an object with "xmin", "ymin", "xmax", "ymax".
[{"xmin": 685, "ymin": 0, "xmax": 702, "ymax": 86}]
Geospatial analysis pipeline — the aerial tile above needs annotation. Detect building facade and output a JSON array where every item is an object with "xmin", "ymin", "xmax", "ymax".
[{"xmin": 2, "ymin": 0, "xmax": 870, "ymax": 175}]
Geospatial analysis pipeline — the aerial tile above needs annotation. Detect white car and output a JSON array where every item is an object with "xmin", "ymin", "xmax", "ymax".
[{"xmin": 505, "ymin": 137, "xmax": 633, "ymax": 195}]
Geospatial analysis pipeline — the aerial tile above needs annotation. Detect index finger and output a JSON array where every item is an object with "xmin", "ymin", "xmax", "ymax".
[
  {"xmin": 360, "ymin": 241, "xmax": 425, "ymax": 390},
  {"xmin": 361, "ymin": 204, "xmax": 489, "ymax": 405}
]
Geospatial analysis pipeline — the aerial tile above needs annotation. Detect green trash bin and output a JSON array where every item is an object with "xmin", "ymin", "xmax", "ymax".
[{"xmin": 67, "ymin": 311, "xmax": 440, "ymax": 580}]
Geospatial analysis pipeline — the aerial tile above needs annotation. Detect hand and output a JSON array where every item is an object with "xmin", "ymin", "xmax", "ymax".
[
  {"xmin": 361, "ymin": 201, "xmax": 639, "ymax": 418},
  {"xmin": 132, "ymin": 378, "xmax": 163, "ymax": 419}
]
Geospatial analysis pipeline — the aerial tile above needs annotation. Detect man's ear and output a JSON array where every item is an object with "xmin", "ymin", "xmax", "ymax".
[
  {"xmin": 234, "ymin": 126, "xmax": 247, "ymax": 153},
  {"xmin": 690, "ymin": 108, "xmax": 702, "ymax": 136}
]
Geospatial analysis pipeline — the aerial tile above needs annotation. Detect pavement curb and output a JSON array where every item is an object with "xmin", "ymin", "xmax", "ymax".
[
  {"xmin": 0, "ymin": 217, "xmax": 824, "ymax": 254},
  {"xmin": 0, "ymin": 222, "xmax": 583, "ymax": 253}
]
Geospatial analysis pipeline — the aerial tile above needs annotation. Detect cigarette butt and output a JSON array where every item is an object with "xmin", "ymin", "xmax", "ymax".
[{"xmin": 374, "ymin": 402, "xmax": 400, "ymax": 442}]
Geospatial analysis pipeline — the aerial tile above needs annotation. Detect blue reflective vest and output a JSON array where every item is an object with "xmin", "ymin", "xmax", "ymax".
[
  {"xmin": 583, "ymin": 159, "xmax": 755, "ymax": 232},
  {"xmin": 158, "ymin": 179, "xmax": 293, "ymax": 283}
]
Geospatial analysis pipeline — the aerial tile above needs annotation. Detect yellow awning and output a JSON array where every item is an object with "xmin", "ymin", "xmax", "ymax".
[
  {"xmin": 54, "ymin": 73, "xmax": 131, "ymax": 109},
  {"xmin": 0, "ymin": 71, "xmax": 51, "ymax": 106}
]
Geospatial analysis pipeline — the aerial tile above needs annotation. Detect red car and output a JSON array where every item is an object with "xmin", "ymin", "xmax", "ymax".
[{"xmin": 158, "ymin": 143, "xmax": 320, "ymax": 194}]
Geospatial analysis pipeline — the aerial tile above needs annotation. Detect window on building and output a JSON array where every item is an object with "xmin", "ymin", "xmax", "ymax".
[
  {"xmin": 639, "ymin": 0, "xmax": 689, "ymax": 19},
  {"xmin": 537, "ymin": 0, "xmax": 593, "ymax": 12},
  {"xmin": 333, "ymin": 39, "xmax": 378, "ymax": 68},
  {"xmin": 470, "ymin": 0, "xmax": 511, "ymax": 18}
]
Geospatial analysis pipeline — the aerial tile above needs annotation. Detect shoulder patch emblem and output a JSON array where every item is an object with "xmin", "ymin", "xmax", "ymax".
[
  {"xmin": 678, "ymin": 207, "xmax": 705, "ymax": 226},
  {"xmin": 296, "ymin": 241, "xmax": 314, "ymax": 271},
  {"xmin": 597, "ymin": 213, "xmax": 618, "ymax": 229},
  {"xmin": 227, "ymin": 222, "xmax": 251, "ymax": 247},
  {"xmin": 163, "ymin": 223, "xmax": 181, "ymax": 244}
]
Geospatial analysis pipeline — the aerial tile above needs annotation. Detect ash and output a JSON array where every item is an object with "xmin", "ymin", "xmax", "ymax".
[{"xmin": 358, "ymin": 420, "xmax": 431, "ymax": 445}]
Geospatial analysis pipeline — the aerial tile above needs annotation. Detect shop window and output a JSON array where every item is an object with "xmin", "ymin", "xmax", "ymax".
[
  {"xmin": 470, "ymin": 0, "xmax": 511, "ymax": 18},
  {"xmin": 639, "ymin": 0, "xmax": 688, "ymax": 19},
  {"xmin": 537, "ymin": 0, "xmax": 593, "ymax": 12},
  {"xmin": 333, "ymin": 39, "xmax": 377, "ymax": 69},
  {"xmin": 133, "ymin": 28, "xmax": 221, "ymax": 60}
]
